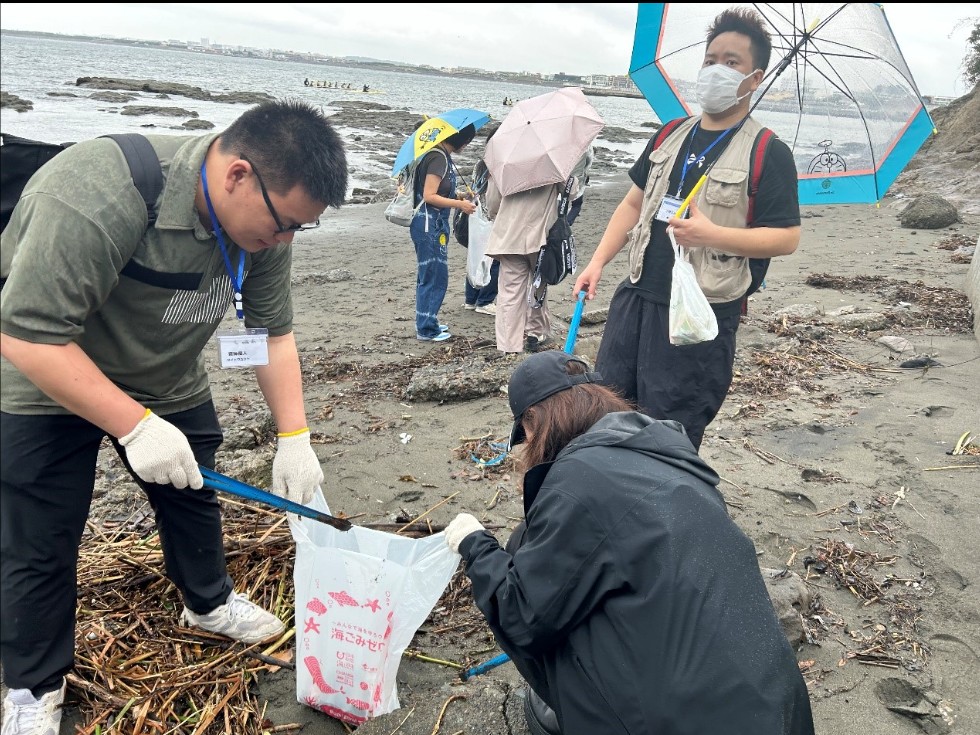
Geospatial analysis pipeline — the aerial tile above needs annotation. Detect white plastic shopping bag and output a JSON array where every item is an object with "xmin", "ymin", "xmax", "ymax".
[
  {"xmin": 290, "ymin": 491, "xmax": 459, "ymax": 725},
  {"xmin": 668, "ymin": 227, "xmax": 718, "ymax": 345},
  {"xmin": 466, "ymin": 200, "xmax": 494, "ymax": 288}
]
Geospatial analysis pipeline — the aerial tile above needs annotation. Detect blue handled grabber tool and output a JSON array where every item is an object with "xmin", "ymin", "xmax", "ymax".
[
  {"xmin": 199, "ymin": 466, "xmax": 352, "ymax": 532},
  {"xmin": 459, "ymin": 652, "xmax": 511, "ymax": 681},
  {"xmin": 563, "ymin": 290, "xmax": 587, "ymax": 354}
]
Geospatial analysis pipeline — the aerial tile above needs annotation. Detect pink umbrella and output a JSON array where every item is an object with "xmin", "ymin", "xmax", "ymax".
[{"xmin": 483, "ymin": 87, "xmax": 604, "ymax": 197}]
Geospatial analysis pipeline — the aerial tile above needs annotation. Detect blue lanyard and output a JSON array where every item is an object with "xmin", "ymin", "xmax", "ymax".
[
  {"xmin": 676, "ymin": 123, "xmax": 734, "ymax": 197},
  {"xmin": 200, "ymin": 162, "xmax": 246, "ymax": 320}
]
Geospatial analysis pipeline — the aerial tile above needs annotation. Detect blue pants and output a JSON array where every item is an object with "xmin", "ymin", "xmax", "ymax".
[
  {"xmin": 0, "ymin": 401, "xmax": 233, "ymax": 695},
  {"xmin": 464, "ymin": 259, "xmax": 500, "ymax": 307},
  {"xmin": 411, "ymin": 208, "xmax": 450, "ymax": 338}
]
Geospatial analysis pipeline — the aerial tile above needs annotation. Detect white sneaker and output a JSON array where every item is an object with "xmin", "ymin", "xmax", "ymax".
[
  {"xmin": 180, "ymin": 590, "xmax": 285, "ymax": 644},
  {"xmin": 462, "ymin": 302, "xmax": 476, "ymax": 310},
  {"xmin": 1, "ymin": 682, "xmax": 64, "ymax": 735},
  {"xmin": 474, "ymin": 303, "xmax": 497, "ymax": 316}
]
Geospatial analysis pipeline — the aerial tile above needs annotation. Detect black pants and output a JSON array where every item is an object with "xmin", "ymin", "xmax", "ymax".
[
  {"xmin": 0, "ymin": 401, "xmax": 233, "ymax": 694},
  {"xmin": 595, "ymin": 284, "xmax": 740, "ymax": 450}
]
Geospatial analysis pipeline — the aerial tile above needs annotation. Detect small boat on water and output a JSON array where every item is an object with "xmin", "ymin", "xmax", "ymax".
[{"xmin": 303, "ymin": 80, "xmax": 384, "ymax": 94}]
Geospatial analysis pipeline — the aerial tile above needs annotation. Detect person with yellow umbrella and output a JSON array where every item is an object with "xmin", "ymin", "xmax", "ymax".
[{"xmin": 391, "ymin": 109, "xmax": 489, "ymax": 342}]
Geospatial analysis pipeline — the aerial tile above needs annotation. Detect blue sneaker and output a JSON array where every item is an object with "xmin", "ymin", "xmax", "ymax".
[
  {"xmin": 439, "ymin": 324, "xmax": 449, "ymax": 332},
  {"xmin": 418, "ymin": 331, "xmax": 452, "ymax": 342}
]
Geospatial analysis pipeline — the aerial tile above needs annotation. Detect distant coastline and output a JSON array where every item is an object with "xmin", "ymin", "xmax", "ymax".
[{"xmin": 0, "ymin": 28, "xmax": 634, "ymax": 95}]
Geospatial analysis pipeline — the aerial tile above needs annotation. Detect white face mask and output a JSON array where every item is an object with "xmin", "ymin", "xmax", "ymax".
[{"xmin": 696, "ymin": 64, "xmax": 756, "ymax": 114}]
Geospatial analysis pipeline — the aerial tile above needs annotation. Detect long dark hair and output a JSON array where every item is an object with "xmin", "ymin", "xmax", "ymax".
[{"xmin": 518, "ymin": 361, "xmax": 634, "ymax": 471}]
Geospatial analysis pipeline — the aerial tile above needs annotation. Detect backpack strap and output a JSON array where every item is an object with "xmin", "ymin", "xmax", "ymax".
[
  {"xmin": 101, "ymin": 134, "xmax": 163, "ymax": 226},
  {"xmin": 746, "ymin": 127, "xmax": 775, "ymax": 226},
  {"xmin": 741, "ymin": 127, "xmax": 776, "ymax": 315},
  {"xmin": 652, "ymin": 116, "xmax": 690, "ymax": 150},
  {"xmin": 557, "ymin": 176, "xmax": 575, "ymax": 217}
]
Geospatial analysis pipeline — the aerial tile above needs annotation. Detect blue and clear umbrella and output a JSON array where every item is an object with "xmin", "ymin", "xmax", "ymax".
[
  {"xmin": 629, "ymin": 3, "xmax": 936, "ymax": 205},
  {"xmin": 391, "ymin": 108, "xmax": 491, "ymax": 176}
]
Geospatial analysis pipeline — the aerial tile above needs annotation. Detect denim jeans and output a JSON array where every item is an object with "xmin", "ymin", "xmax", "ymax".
[
  {"xmin": 464, "ymin": 258, "xmax": 500, "ymax": 307},
  {"xmin": 411, "ymin": 206, "xmax": 450, "ymax": 338}
]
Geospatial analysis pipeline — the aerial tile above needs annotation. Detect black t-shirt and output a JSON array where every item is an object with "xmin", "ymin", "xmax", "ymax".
[
  {"xmin": 414, "ymin": 149, "xmax": 453, "ymax": 205},
  {"xmin": 627, "ymin": 122, "xmax": 800, "ymax": 311}
]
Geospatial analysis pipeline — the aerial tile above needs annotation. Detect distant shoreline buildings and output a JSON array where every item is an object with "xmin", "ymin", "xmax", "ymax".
[{"xmin": 0, "ymin": 28, "xmax": 643, "ymax": 96}]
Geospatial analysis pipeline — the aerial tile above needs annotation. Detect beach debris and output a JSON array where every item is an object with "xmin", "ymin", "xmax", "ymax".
[
  {"xmin": 453, "ymin": 435, "xmax": 515, "ymax": 477},
  {"xmin": 399, "ymin": 432, "xmax": 413, "ymax": 444},
  {"xmin": 875, "ymin": 678, "xmax": 955, "ymax": 734},
  {"xmin": 805, "ymin": 273, "xmax": 973, "ymax": 333},
  {"xmin": 949, "ymin": 431, "xmax": 978, "ymax": 456},
  {"xmin": 801, "ymin": 467, "xmax": 845, "ymax": 483},
  {"xmin": 810, "ymin": 539, "xmax": 898, "ymax": 602},
  {"xmin": 70, "ymin": 501, "xmax": 300, "ymax": 733},
  {"xmin": 900, "ymin": 356, "xmax": 943, "ymax": 369}
]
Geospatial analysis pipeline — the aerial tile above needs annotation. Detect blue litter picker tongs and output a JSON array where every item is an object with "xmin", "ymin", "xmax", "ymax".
[
  {"xmin": 563, "ymin": 290, "xmax": 587, "ymax": 354},
  {"xmin": 200, "ymin": 466, "xmax": 352, "ymax": 531}
]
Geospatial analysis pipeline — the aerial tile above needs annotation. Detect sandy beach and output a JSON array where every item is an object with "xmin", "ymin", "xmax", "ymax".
[{"xmin": 3, "ymin": 90, "xmax": 979, "ymax": 734}]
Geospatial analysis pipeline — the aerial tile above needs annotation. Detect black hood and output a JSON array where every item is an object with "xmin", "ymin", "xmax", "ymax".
[{"xmin": 523, "ymin": 411, "xmax": 719, "ymax": 509}]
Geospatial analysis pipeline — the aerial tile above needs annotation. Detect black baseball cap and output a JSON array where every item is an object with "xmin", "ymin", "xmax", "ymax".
[{"xmin": 508, "ymin": 351, "xmax": 602, "ymax": 448}]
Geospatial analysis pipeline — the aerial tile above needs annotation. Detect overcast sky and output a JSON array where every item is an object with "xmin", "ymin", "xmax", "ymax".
[{"xmin": 1, "ymin": 3, "xmax": 976, "ymax": 97}]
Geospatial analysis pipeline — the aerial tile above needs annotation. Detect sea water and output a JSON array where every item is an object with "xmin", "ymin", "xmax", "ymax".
[{"xmin": 1, "ymin": 33, "xmax": 656, "ymax": 189}]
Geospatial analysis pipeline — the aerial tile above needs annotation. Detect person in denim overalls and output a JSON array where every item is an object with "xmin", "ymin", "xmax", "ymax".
[{"xmin": 410, "ymin": 124, "xmax": 476, "ymax": 341}]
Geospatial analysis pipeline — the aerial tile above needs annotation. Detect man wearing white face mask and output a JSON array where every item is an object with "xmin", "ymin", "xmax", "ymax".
[{"xmin": 573, "ymin": 6, "xmax": 800, "ymax": 451}]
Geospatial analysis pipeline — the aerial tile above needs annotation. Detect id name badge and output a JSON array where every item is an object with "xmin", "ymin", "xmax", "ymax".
[
  {"xmin": 656, "ymin": 195, "xmax": 686, "ymax": 223},
  {"xmin": 216, "ymin": 328, "xmax": 269, "ymax": 369}
]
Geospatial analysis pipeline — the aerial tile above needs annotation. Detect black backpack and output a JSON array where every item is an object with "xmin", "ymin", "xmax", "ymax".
[
  {"xmin": 529, "ymin": 177, "xmax": 577, "ymax": 308},
  {"xmin": 1, "ymin": 132, "xmax": 163, "ymax": 234}
]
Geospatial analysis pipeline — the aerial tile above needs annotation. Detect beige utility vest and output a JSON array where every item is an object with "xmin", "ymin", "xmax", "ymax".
[{"xmin": 627, "ymin": 116, "xmax": 762, "ymax": 303}]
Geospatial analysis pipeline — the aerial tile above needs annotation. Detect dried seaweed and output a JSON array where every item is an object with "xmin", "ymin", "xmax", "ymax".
[
  {"xmin": 70, "ymin": 499, "xmax": 497, "ymax": 733},
  {"xmin": 72, "ymin": 502, "xmax": 297, "ymax": 733},
  {"xmin": 805, "ymin": 273, "xmax": 973, "ymax": 332}
]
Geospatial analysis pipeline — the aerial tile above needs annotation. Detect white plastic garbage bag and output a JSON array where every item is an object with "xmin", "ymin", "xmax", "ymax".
[
  {"xmin": 466, "ymin": 200, "xmax": 494, "ymax": 288},
  {"xmin": 290, "ymin": 491, "xmax": 459, "ymax": 725},
  {"xmin": 668, "ymin": 227, "xmax": 718, "ymax": 345}
]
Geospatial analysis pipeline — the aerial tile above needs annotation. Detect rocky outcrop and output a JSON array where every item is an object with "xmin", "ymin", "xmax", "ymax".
[
  {"xmin": 0, "ymin": 91, "xmax": 33, "ymax": 112},
  {"xmin": 890, "ymin": 85, "xmax": 980, "ymax": 217},
  {"xmin": 75, "ymin": 77, "xmax": 273, "ymax": 105}
]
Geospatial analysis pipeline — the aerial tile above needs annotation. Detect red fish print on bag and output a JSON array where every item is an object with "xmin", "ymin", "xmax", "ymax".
[
  {"xmin": 305, "ymin": 656, "xmax": 342, "ymax": 694},
  {"xmin": 328, "ymin": 590, "xmax": 360, "ymax": 607}
]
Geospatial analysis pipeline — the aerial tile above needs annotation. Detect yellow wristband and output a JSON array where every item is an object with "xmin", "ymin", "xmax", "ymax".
[
  {"xmin": 140, "ymin": 408, "xmax": 152, "ymax": 421},
  {"xmin": 277, "ymin": 427, "xmax": 310, "ymax": 438}
]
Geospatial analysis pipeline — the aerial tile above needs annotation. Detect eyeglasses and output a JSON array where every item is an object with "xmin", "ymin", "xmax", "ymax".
[{"xmin": 241, "ymin": 154, "xmax": 320, "ymax": 233}]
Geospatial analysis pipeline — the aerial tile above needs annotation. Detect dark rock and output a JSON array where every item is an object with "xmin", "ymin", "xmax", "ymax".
[
  {"xmin": 899, "ymin": 194, "xmax": 960, "ymax": 229},
  {"xmin": 75, "ymin": 77, "xmax": 272, "ymax": 105},
  {"xmin": 89, "ymin": 91, "xmax": 138, "ymax": 103},
  {"xmin": 760, "ymin": 568, "xmax": 812, "ymax": 645},
  {"xmin": 182, "ymin": 119, "xmax": 215, "ymax": 130},
  {"xmin": 0, "ymin": 91, "xmax": 33, "ymax": 112},
  {"xmin": 121, "ymin": 105, "xmax": 198, "ymax": 118}
]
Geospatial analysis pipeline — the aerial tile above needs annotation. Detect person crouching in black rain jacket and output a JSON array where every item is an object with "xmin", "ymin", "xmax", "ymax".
[{"xmin": 444, "ymin": 350, "xmax": 815, "ymax": 735}]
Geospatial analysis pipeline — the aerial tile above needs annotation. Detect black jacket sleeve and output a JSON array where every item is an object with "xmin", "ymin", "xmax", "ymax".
[{"xmin": 459, "ymin": 464, "xmax": 628, "ymax": 656}]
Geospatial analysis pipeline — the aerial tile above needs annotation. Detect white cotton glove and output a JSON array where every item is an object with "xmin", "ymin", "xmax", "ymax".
[
  {"xmin": 119, "ymin": 410, "xmax": 203, "ymax": 490},
  {"xmin": 445, "ymin": 513, "xmax": 485, "ymax": 554},
  {"xmin": 271, "ymin": 429, "xmax": 324, "ymax": 506}
]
